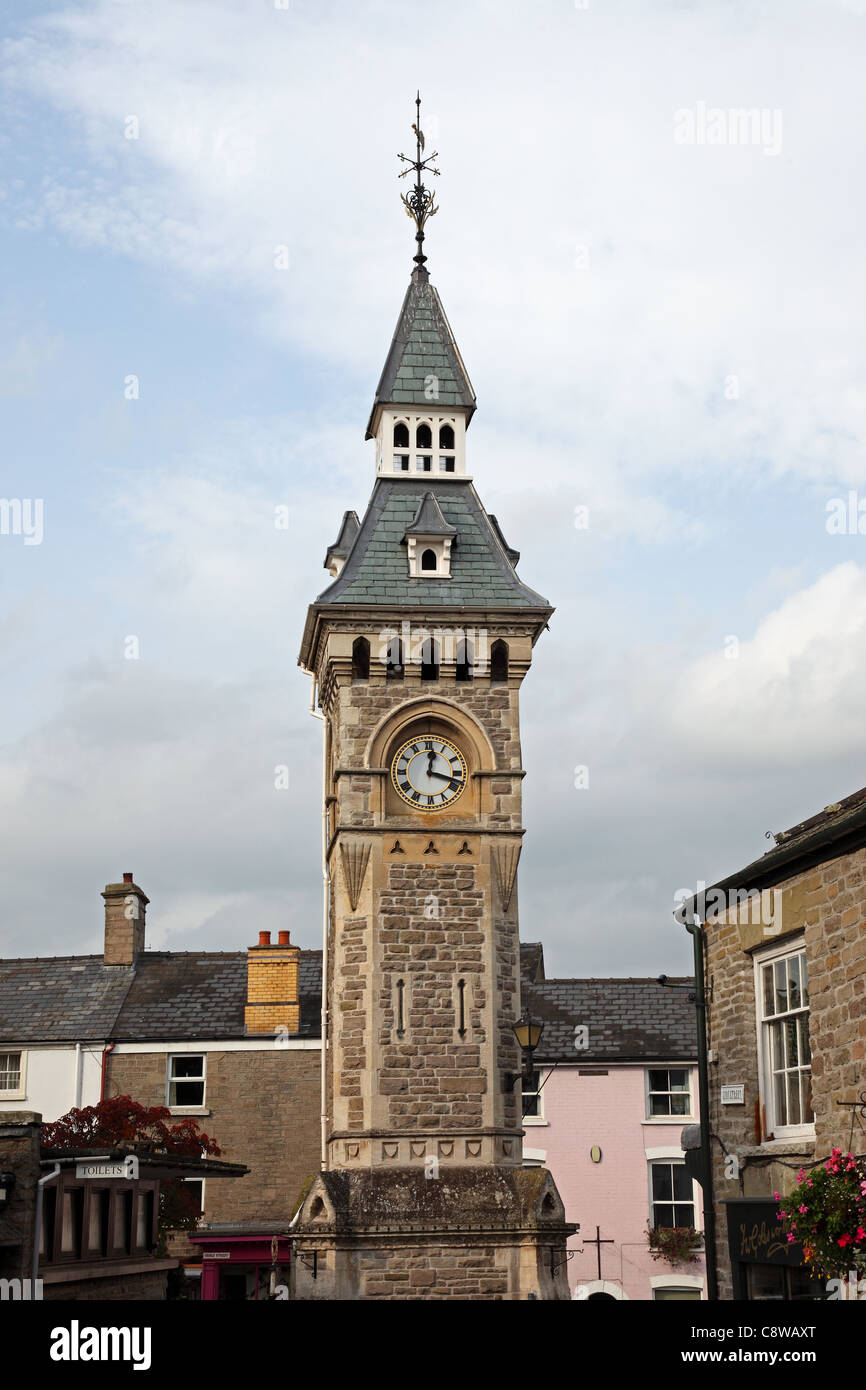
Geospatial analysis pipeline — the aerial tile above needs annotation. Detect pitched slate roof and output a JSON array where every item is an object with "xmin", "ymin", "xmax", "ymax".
[
  {"xmin": 403, "ymin": 491, "xmax": 457, "ymax": 539},
  {"xmin": 521, "ymin": 976, "xmax": 698, "ymax": 1064},
  {"xmin": 0, "ymin": 951, "xmax": 323, "ymax": 1043},
  {"xmin": 311, "ymin": 478, "xmax": 551, "ymax": 612},
  {"xmin": 520, "ymin": 942, "xmax": 546, "ymax": 985},
  {"xmin": 0, "ymin": 956, "xmax": 134, "ymax": 1042},
  {"xmin": 365, "ymin": 268, "xmax": 476, "ymax": 439},
  {"xmin": 324, "ymin": 511, "xmax": 360, "ymax": 572},
  {"xmin": 680, "ymin": 780, "xmax": 866, "ymax": 917}
]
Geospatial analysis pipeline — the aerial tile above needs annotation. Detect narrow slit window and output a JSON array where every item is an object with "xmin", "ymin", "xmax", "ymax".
[
  {"xmin": 420, "ymin": 638, "xmax": 439, "ymax": 681},
  {"xmin": 490, "ymin": 639, "xmax": 509, "ymax": 683},
  {"xmin": 396, "ymin": 979, "xmax": 405, "ymax": 1037},
  {"xmin": 386, "ymin": 636, "xmax": 404, "ymax": 680},
  {"xmin": 457, "ymin": 979, "xmax": 466, "ymax": 1038},
  {"xmin": 351, "ymin": 636, "xmax": 370, "ymax": 681}
]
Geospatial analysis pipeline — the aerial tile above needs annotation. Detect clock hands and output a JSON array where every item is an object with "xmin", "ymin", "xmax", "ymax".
[{"xmin": 426, "ymin": 768, "xmax": 462, "ymax": 783}]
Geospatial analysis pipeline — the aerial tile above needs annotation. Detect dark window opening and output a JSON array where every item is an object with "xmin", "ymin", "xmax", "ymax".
[
  {"xmin": 396, "ymin": 979, "xmax": 405, "ymax": 1037},
  {"xmin": 420, "ymin": 638, "xmax": 439, "ymax": 681},
  {"xmin": 40, "ymin": 1186, "xmax": 57, "ymax": 1261},
  {"xmin": 416, "ymin": 423, "xmax": 432, "ymax": 448},
  {"xmin": 490, "ymin": 639, "xmax": 509, "ymax": 683},
  {"xmin": 457, "ymin": 979, "xmax": 466, "ymax": 1038},
  {"xmin": 135, "ymin": 1190, "xmax": 155, "ymax": 1252},
  {"xmin": 393, "ymin": 422, "xmax": 410, "ymax": 447},
  {"xmin": 416, "ymin": 455, "xmax": 432, "ymax": 472},
  {"xmin": 439, "ymin": 424, "xmax": 455, "ymax": 449},
  {"xmin": 456, "ymin": 638, "xmax": 473, "ymax": 682},
  {"xmin": 421, "ymin": 548, "xmax": 438, "ymax": 572},
  {"xmin": 352, "ymin": 636, "xmax": 370, "ymax": 680},
  {"xmin": 439, "ymin": 457, "xmax": 455, "ymax": 472},
  {"xmin": 385, "ymin": 636, "xmax": 404, "ymax": 680}
]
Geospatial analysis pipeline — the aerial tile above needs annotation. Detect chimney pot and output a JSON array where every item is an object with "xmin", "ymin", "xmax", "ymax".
[
  {"xmin": 123, "ymin": 872, "xmax": 133, "ymax": 884},
  {"xmin": 258, "ymin": 931, "xmax": 271, "ymax": 946},
  {"xmin": 278, "ymin": 931, "xmax": 291, "ymax": 945}
]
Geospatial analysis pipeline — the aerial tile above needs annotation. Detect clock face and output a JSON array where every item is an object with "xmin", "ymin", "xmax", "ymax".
[{"xmin": 390, "ymin": 735, "xmax": 468, "ymax": 810}]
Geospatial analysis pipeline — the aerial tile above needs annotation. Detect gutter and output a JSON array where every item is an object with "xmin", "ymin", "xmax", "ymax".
[
  {"xmin": 304, "ymin": 669, "xmax": 330, "ymax": 1172},
  {"xmin": 674, "ymin": 901, "xmax": 719, "ymax": 1301},
  {"xmin": 32, "ymin": 1163, "xmax": 61, "ymax": 1285},
  {"xmin": 99, "ymin": 1041, "xmax": 115, "ymax": 1101}
]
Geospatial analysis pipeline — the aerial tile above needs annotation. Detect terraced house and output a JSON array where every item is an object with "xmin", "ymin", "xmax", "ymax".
[
  {"xmin": 679, "ymin": 782, "xmax": 866, "ymax": 1300},
  {"xmin": 0, "ymin": 872, "xmax": 321, "ymax": 1299}
]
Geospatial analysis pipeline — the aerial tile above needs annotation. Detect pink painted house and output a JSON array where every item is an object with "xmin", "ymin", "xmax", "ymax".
[{"xmin": 520, "ymin": 946, "xmax": 706, "ymax": 1301}]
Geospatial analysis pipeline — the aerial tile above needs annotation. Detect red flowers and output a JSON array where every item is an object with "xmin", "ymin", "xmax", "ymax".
[{"xmin": 776, "ymin": 1149, "xmax": 866, "ymax": 1280}]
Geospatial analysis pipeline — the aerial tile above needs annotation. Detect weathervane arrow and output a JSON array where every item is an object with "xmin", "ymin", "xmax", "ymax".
[{"xmin": 397, "ymin": 92, "xmax": 440, "ymax": 270}]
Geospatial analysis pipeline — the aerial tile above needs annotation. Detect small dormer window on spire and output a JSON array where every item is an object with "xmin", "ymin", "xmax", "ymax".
[{"xmin": 402, "ymin": 491, "xmax": 457, "ymax": 578}]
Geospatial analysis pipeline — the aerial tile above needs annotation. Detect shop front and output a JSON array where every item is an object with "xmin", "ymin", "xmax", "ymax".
[
  {"xmin": 190, "ymin": 1231, "xmax": 292, "ymax": 1301},
  {"xmin": 725, "ymin": 1198, "xmax": 826, "ymax": 1300}
]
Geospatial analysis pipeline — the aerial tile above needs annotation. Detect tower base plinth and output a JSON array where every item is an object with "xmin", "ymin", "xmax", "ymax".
[{"xmin": 290, "ymin": 1165, "xmax": 577, "ymax": 1300}]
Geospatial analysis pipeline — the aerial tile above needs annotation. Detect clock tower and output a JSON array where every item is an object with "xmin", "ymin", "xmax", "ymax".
[{"xmin": 292, "ymin": 101, "xmax": 575, "ymax": 1299}]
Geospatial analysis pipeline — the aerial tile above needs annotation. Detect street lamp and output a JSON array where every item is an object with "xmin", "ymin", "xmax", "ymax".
[{"xmin": 506, "ymin": 1009, "xmax": 544, "ymax": 1089}]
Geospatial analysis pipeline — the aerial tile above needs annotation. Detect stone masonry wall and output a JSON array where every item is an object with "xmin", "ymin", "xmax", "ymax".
[
  {"xmin": 378, "ymin": 863, "xmax": 486, "ymax": 1131},
  {"xmin": 702, "ymin": 846, "xmax": 866, "ymax": 1298},
  {"xmin": 107, "ymin": 1049, "xmax": 320, "ymax": 1242}
]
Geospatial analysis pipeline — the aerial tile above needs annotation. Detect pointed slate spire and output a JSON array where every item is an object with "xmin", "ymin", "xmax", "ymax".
[
  {"xmin": 403, "ymin": 491, "xmax": 457, "ymax": 541},
  {"xmin": 324, "ymin": 510, "xmax": 360, "ymax": 576},
  {"xmin": 365, "ymin": 269, "xmax": 476, "ymax": 440}
]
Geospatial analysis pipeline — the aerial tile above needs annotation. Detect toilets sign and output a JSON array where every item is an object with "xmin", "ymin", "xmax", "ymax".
[{"xmin": 75, "ymin": 1156, "xmax": 139, "ymax": 1180}]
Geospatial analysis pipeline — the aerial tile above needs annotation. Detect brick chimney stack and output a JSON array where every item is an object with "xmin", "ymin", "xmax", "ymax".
[
  {"xmin": 103, "ymin": 872, "xmax": 149, "ymax": 966},
  {"xmin": 244, "ymin": 929, "xmax": 300, "ymax": 1035}
]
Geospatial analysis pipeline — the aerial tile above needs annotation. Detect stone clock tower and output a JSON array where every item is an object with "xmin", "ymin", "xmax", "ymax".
[{"xmin": 292, "ymin": 103, "xmax": 575, "ymax": 1300}]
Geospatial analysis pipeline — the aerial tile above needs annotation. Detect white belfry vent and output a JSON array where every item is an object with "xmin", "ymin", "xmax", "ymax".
[
  {"xmin": 403, "ymin": 491, "xmax": 457, "ymax": 578},
  {"xmin": 375, "ymin": 409, "xmax": 468, "ymax": 479}
]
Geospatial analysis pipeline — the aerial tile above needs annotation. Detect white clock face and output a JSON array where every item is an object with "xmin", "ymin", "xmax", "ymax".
[{"xmin": 390, "ymin": 735, "xmax": 467, "ymax": 810}]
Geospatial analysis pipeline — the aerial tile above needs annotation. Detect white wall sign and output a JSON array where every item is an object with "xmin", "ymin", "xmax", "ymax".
[
  {"xmin": 720, "ymin": 1084, "xmax": 745, "ymax": 1105},
  {"xmin": 75, "ymin": 1161, "xmax": 126, "ymax": 1179}
]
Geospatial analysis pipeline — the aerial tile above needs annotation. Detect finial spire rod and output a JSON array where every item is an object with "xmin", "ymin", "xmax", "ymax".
[{"xmin": 398, "ymin": 91, "xmax": 439, "ymax": 272}]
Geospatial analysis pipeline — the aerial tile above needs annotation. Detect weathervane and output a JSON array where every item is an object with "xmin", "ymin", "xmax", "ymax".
[{"xmin": 398, "ymin": 92, "xmax": 439, "ymax": 270}]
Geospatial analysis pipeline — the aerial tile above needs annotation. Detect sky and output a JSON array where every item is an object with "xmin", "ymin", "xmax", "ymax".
[{"xmin": 1, "ymin": 0, "xmax": 865, "ymax": 977}]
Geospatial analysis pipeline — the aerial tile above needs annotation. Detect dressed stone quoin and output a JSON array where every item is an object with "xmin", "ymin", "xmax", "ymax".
[{"xmin": 292, "ymin": 98, "xmax": 575, "ymax": 1300}]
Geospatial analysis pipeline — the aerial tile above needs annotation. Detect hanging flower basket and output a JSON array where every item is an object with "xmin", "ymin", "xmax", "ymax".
[
  {"xmin": 775, "ymin": 1149, "xmax": 866, "ymax": 1280},
  {"xmin": 647, "ymin": 1225, "xmax": 704, "ymax": 1265}
]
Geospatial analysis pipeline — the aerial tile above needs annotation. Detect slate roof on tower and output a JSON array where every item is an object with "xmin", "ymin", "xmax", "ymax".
[
  {"xmin": 324, "ymin": 510, "xmax": 360, "ymax": 572},
  {"xmin": 365, "ymin": 268, "xmax": 476, "ymax": 439},
  {"xmin": 309, "ymin": 478, "xmax": 551, "ymax": 612}
]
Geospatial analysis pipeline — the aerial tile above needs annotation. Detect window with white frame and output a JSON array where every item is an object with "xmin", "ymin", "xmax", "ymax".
[
  {"xmin": 167, "ymin": 1054, "xmax": 205, "ymax": 1108},
  {"xmin": 649, "ymin": 1159, "xmax": 695, "ymax": 1229},
  {"xmin": 756, "ymin": 940, "xmax": 813, "ymax": 1135},
  {"xmin": 646, "ymin": 1067, "xmax": 692, "ymax": 1117},
  {"xmin": 522, "ymin": 1068, "xmax": 544, "ymax": 1121},
  {"xmin": 0, "ymin": 1052, "xmax": 23, "ymax": 1093}
]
